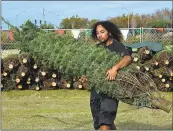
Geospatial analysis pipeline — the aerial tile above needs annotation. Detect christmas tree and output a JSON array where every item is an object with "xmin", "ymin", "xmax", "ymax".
[{"xmin": 19, "ymin": 32, "xmax": 172, "ymax": 113}]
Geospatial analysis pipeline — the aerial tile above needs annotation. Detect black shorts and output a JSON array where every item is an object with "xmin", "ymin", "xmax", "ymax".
[{"xmin": 90, "ymin": 97, "xmax": 119, "ymax": 130}]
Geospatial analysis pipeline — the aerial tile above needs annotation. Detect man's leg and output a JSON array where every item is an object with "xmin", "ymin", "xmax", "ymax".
[
  {"xmin": 90, "ymin": 99, "xmax": 101, "ymax": 130},
  {"xmin": 99, "ymin": 98, "xmax": 119, "ymax": 130}
]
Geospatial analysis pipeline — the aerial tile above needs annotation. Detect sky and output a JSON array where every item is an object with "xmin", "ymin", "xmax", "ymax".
[{"xmin": 1, "ymin": 1, "xmax": 172, "ymax": 29}]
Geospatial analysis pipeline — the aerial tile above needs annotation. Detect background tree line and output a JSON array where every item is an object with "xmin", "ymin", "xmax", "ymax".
[{"xmin": 59, "ymin": 8, "xmax": 172, "ymax": 29}]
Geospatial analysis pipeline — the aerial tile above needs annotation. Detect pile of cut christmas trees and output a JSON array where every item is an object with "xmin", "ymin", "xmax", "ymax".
[
  {"xmin": 1, "ymin": 53, "xmax": 88, "ymax": 91},
  {"xmin": 1, "ymin": 32, "xmax": 173, "ymax": 113},
  {"xmin": 126, "ymin": 42, "xmax": 173, "ymax": 92}
]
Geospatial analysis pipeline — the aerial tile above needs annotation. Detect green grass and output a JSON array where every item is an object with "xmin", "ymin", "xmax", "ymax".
[{"xmin": 1, "ymin": 90, "xmax": 173, "ymax": 130}]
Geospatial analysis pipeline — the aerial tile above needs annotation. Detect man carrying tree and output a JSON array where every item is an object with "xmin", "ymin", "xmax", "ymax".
[{"xmin": 90, "ymin": 21, "xmax": 132, "ymax": 130}]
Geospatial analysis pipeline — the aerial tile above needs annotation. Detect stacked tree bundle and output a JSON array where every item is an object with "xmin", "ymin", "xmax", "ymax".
[
  {"xmin": 73, "ymin": 75, "xmax": 88, "ymax": 90},
  {"xmin": 1, "ymin": 53, "xmax": 87, "ymax": 91},
  {"xmin": 16, "ymin": 52, "xmax": 41, "ymax": 90},
  {"xmin": 130, "ymin": 47, "xmax": 173, "ymax": 92},
  {"xmin": 1, "ymin": 55, "xmax": 20, "ymax": 91},
  {"xmin": 18, "ymin": 32, "xmax": 172, "ymax": 113},
  {"xmin": 1, "ymin": 52, "xmax": 60, "ymax": 91}
]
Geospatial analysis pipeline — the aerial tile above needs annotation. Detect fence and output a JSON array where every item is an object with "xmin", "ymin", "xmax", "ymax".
[{"xmin": 0, "ymin": 28, "xmax": 172, "ymax": 50}]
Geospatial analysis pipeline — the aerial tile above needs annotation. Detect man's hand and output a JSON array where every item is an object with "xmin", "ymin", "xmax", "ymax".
[{"xmin": 106, "ymin": 66, "xmax": 118, "ymax": 81}]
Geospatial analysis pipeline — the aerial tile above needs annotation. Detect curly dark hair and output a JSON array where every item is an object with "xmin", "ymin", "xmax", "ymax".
[{"xmin": 91, "ymin": 21, "xmax": 123, "ymax": 42}]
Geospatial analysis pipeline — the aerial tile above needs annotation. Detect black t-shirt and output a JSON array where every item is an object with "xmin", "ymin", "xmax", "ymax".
[{"xmin": 90, "ymin": 38, "xmax": 131, "ymax": 100}]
